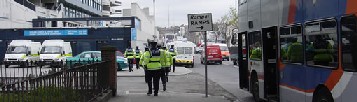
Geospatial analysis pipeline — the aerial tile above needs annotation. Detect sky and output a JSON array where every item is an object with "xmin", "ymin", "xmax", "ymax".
[{"xmin": 119, "ymin": 0, "xmax": 238, "ymax": 27}]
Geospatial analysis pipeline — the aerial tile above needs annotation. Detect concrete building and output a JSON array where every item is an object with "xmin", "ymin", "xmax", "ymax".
[
  {"xmin": 102, "ymin": 0, "xmax": 122, "ymax": 17},
  {"xmin": 31, "ymin": 0, "xmax": 104, "ymax": 27},
  {"xmin": 122, "ymin": 3, "xmax": 158, "ymax": 50},
  {"xmin": 0, "ymin": 0, "xmax": 107, "ymax": 28},
  {"xmin": 102, "ymin": 0, "xmax": 123, "ymax": 26},
  {"xmin": 0, "ymin": 0, "xmax": 37, "ymax": 28}
]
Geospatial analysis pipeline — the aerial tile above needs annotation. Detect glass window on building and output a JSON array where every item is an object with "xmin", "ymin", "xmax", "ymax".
[
  {"xmin": 305, "ymin": 19, "xmax": 338, "ymax": 68},
  {"xmin": 90, "ymin": 0, "xmax": 92, "ymax": 6},
  {"xmin": 279, "ymin": 25, "xmax": 303, "ymax": 64}
]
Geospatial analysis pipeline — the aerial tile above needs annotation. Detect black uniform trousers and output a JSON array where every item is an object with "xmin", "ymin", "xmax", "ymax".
[
  {"xmin": 144, "ymin": 67, "xmax": 148, "ymax": 83},
  {"xmin": 135, "ymin": 58, "xmax": 140, "ymax": 69},
  {"xmin": 160, "ymin": 67, "xmax": 170, "ymax": 83},
  {"xmin": 128, "ymin": 58, "xmax": 134, "ymax": 72},
  {"xmin": 147, "ymin": 69, "xmax": 161, "ymax": 94}
]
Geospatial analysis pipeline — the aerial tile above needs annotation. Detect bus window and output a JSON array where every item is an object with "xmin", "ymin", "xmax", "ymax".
[
  {"xmin": 248, "ymin": 31, "xmax": 262, "ymax": 61},
  {"xmin": 305, "ymin": 19, "xmax": 338, "ymax": 68},
  {"xmin": 279, "ymin": 25, "xmax": 303, "ymax": 64},
  {"xmin": 341, "ymin": 15, "xmax": 357, "ymax": 71},
  {"xmin": 242, "ymin": 34, "xmax": 247, "ymax": 58}
]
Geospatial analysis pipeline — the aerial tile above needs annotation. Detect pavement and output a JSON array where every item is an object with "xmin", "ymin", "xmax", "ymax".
[
  {"xmin": 109, "ymin": 91, "xmax": 231, "ymax": 102},
  {"xmin": 111, "ymin": 65, "xmax": 235, "ymax": 102},
  {"xmin": 191, "ymin": 54, "xmax": 254, "ymax": 102},
  {"xmin": 117, "ymin": 66, "xmax": 192, "ymax": 77}
]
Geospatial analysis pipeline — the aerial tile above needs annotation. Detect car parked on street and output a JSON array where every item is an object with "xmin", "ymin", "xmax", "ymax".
[
  {"xmin": 66, "ymin": 51, "xmax": 128, "ymax": 71},
  {"xmin": 115, "ymin": 51, "xmax": 128, "ymax": 71}
]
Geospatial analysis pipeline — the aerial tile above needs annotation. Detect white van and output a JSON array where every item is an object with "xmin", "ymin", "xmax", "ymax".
[
  {"xmin": 3, "ymin": 40, "xmax": 41, "ymax": 67},
  {"xmin": 40, "ymin": 40, "xmax": 72, "ymax": 66},
  {"xmin": 167, "ymin": 41, "xmax": 196, "ymax": 68}
]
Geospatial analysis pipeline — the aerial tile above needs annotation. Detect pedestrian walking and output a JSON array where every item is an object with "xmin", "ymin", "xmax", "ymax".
[
  {"xmin": 124, "ymin": 46, "xmax": 135, "ymax": 72},
  {"xmin": 160, "ymin": 46, "xmax": 172, "ymax": 91},
  {"xmin": 143, "ymin": 41, "xmax": 166, "ymax": 96},
  {"xmin": 135, "ymin": 46, "xmax": 142, "ymax": 69},
  {"xmin": 140, "ymin": 47, "xmax": 150, "ymax": 83},
  {"xmin": 168, "ymin": 45, "xmax": 177, "ymax": 72}
]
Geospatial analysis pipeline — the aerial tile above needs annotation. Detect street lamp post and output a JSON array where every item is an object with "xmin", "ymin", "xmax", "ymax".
[{"xmin": 153, "ymin": 0, "xmax": 156, "ymax": 41}]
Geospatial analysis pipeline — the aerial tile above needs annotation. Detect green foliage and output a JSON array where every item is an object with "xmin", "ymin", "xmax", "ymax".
[
  {"xmin": 216, "ymin": 7, "xmax": 239, "ymax": 45},
  {"xmin": 0, "ymin": 86, "xmax": 82, "ymax": 102}
]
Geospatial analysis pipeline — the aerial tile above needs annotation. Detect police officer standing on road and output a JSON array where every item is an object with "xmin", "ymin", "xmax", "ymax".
[
  {"xmin": 140, "ymin": 47, "xmax": 150, "ymax": 83},
  {"xmin": 168, "ymin": 45, "xmax": 177, "ymax": 72},
  {"xmin": 161, "ymin": 46, "xmax": 172, "ymax": 91},
  {"xmin": 124, "ymin": 46, "xmax": 135, "ymax": 72},
  {"xmin": 135, "ymin": 46, "xmax": 142, "ymax": 69},
  {"xmin": 143, "ymin": 41, "xmax": 166, "ymax": 96}
]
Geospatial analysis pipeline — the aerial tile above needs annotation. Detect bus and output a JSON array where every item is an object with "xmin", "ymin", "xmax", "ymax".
[{"xmin": 237, "ymin": 0, "xmax": 357, "ymax": 102}]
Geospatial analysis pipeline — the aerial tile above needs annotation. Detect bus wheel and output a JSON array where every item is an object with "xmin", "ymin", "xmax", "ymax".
[
  {"xmin": 313, "ymin": 87, "xmax": 333, "ymax": 102},
  {"xmin": 250, "ymin": 75, "xmax": 260, "ymax": 102}
]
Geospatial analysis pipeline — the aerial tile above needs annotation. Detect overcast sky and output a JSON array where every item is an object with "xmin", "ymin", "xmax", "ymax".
[{"xmin": 120, "ymin": 0, "xmax": 237, "ymax": 27}]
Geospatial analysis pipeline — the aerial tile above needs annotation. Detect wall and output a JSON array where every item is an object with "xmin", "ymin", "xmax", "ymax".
[
  {"xmin": 0, "ymin": 0, "xmax": 37, "ymax": 28},
  {"xmin": 0, "ymin": 27, "xmax": 132, "ymax": 60},
  {"xmin": 123, "ymin": 3, "xmax": 157, "ymax": 50}
]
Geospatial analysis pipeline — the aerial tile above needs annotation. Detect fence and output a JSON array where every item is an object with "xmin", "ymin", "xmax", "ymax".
[{"xmin": 0, "ymin": 60, "xmax": 110, "ymax": 102}]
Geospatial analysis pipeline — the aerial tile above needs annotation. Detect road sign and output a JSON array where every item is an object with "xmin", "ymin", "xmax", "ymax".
[{"xmin": 187, "ymin": 13, "xmax": 213, "ymax": 32}]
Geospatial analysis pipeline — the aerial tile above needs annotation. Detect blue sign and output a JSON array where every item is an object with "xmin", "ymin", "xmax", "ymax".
[
  {"xmin": 24, "ymin": 29, "xmax": 88, "ymax": 36},
  {"xmin": 131, "ymin": 28, "xmax": 136, "ymax": 41}
]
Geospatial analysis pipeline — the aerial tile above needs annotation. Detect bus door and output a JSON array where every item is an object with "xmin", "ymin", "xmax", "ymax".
[
  {"xmin": 238, "ymin": 32, "xmax": 249, "ymax": 89},
  {"xmin": 262, "ymin": 26, "xmax": 279, "ymax": 100}
]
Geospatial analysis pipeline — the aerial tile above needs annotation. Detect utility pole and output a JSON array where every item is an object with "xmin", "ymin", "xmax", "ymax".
[{"xmin": 153, "ymin": 0, "xmax": 156, "ymax": 41}]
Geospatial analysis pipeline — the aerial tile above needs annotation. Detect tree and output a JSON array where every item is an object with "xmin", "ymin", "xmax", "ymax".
[{"xmin": 216, "ymin": 7, "xmax": 238, "ymax": 46}]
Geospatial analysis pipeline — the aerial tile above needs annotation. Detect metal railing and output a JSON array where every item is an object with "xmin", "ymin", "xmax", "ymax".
[{"xmin": 0, "ymin": 61, "xmax": 110, "ymax": 102}]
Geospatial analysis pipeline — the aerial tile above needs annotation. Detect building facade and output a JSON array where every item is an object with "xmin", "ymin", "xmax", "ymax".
[
  {"xmin": 0, "ymin": 0, "xmax": 37, "ymax": 28},
  {"xmin": 122, "ymin": 3, "xmax": 158, "ymax": 50},
  {"xmin": 0, "ymin": 0, "xmax": 112, "ymax": 28},
  {"xmin": 102, "ymin": 0, "xmax": 122, "ymax": 17}
]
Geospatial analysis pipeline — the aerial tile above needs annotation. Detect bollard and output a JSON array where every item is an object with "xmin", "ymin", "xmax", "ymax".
[{"xmin": 101, "ymin": 46, "xmax": 117, "ymax": 96}]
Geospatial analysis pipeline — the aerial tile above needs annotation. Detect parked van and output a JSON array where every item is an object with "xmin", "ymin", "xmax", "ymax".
[
  {"xmin": 212, "ymin": 43, "xmax": 230, "ymax": 61},
  {"xmin": 167, "ymin": 41, "xmax": 195, "ymax": 68},
  {"xmin": 40, "ymin": 40, "xmax": 72, "ymax": 66},
  {"xmin": 200, "ymin": 45, "xmax": 223, "ymax": 64},
  {"xmin": 3, "ymin": 40, "xmax": 41, "ymax": 67}
]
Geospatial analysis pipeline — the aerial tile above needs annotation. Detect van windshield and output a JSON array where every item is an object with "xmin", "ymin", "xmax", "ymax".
[
  {"xmin": 220, "ymin": 46, "xmax": 229, "ymax": 51},
  {"xmin": 41, "ymin": 46, "xmax": 62, "ymax": 54},
  {"xmin": 6, "ymin": 46, "xmax": 28, "ymax": 54},
  {"xmin": 177, "ymin": 47, "xmax": 193, "ymax": 54}
]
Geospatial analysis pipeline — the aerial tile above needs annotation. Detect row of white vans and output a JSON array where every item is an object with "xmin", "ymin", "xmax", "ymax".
[{"xmin": 3, "ymin": 40, "xmax": 72, "ymax": 67}]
